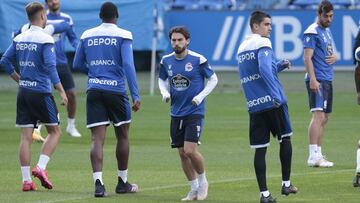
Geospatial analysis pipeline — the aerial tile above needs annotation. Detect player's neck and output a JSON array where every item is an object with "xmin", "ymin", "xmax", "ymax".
[
  {"xmin": 175, "ymin": 49, "xmax": 188, "ymax": 60},
  {"xmin": 49, "ymin": 9, "xmax": 60, "ymax": 15}
]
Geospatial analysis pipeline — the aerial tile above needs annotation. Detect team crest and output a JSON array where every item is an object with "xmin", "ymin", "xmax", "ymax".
[
  {"xmin": 185, "ymin": 62, "xmax": 193, "ymax": 72},
  {"xmin": 168, "ymin": 70, "xmax": 173, "ymax": 76}
]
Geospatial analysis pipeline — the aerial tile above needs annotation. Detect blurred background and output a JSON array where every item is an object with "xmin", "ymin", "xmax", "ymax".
[{"xmin": 0, "ymin": 0, "xmax": 359, "ymax": 71}]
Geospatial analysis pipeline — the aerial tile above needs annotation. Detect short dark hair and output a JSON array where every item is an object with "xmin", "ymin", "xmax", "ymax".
[
  {"xmin": 168, "ymin": 26, "xmax": 190, "ymax": 40},
  {"xmin": 249, "ymin": 11, "xmax": 271, "ymax": 30},
  {"xmin": 318, "ymin": 0, "xmax": 333, "ymax": 15},
  {"xmin": 25, "ymin": 2, "xmax": 45, "ymax": 22},
  {"xmin": 99, "ymin": 2, "xmax": 119, "ymax": 21}
]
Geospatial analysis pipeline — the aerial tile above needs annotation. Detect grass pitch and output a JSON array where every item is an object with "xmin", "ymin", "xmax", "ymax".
[{"xmin": 0, "ymin": 71, "xmax": 359, "ymax": 202}]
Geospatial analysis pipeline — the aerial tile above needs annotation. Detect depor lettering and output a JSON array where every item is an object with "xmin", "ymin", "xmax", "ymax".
[
  {"xmin": 16, "ymin": 43, "xmax": 37, "ymax": 51},
  {"xmin": 88, "ymin": 38, "xmax": 117, "ymax": 46},
  {"xmin": 238, "ymin": 52, "xmax": 255, "ymax": 63}
]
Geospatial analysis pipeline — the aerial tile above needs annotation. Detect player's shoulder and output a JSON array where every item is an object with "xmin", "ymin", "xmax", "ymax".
[
  {"xmin": 14, "ymin": 28, "xmax": 54, "ymax": 44},
  {"xmin": 304, "ymin": 23, "xmax": 318, "ymax": 35},
  {"xmin": 113, "ymin": 27, "xmax": 133, "ymax": 40},
  {"xmin": 188, "ymin": 50, "xmax": 207, "ymax": 64},
  {"xmin": 238, "ymin": 34, "xmax": 272, "ymax": 54},
  {"xmin": 160, "ymin": 52, "xmax": 175, "ymax": 64},
  {"xmin": 81, "ymin": 24, "xmax": 132, "ymax": 40},
  {"xmin": 59, "ymin": 12, "xmax": 73, "ymax": 23}
]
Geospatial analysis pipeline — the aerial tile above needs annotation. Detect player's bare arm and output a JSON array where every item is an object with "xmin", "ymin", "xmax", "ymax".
[
  {"xmin": 304, "ymin": 48, "xmax": 320, "ymax": 93},
  {"xmin": 54, "ymin": 83, "xmax": 68, "ymax": 106}
]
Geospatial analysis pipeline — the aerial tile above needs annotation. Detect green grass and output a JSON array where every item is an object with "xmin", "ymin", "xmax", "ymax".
[{"xmin": 0, "ymin": 71, "xmax": 359, "ymax": 202}]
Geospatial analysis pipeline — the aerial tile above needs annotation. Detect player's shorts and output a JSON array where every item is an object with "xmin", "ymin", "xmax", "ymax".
[
  {"xmin": 56, "ymin": 64, "xmax": 75, "ymax": 91},
  {"xmin": 306, "ymin": 80, "xmax": 333, "ymax": 113},
  {"xmin": 86, "ymin": 90, "xmax": 131, "ymax": 128},
  {"xmin": 16, "ymin": 89, "xmax": 59, "ymax": 128},
  {"xmin": 170, "ymin": 114, "xmax": 204, "ymax": 148},
  {"xmin": 249, "ymin": 104, "xmax": 292, "ymax": 148}
]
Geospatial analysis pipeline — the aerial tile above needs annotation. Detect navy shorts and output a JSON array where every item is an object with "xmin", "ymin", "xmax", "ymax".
[
  {"xmin": 57, "ymin": 64, "xmax": 75, "ymax": 91},
  {"xmin": 249, "ymin": 104, "xmax": 292, "ymax": 148},
  {"xmin": 170, "ymin": 115, "xmax": 204, "ymax": 148},
  {"xmin": 16, "ymin": 89, "xmax": 59, "ymax": 128},
  {"xmin": 86, "ymin": 90, "xmax": 131, "ymax": 128},
  {"xmin": 306, "ymin": 80, "xmax": 333, "ymax": 113}
]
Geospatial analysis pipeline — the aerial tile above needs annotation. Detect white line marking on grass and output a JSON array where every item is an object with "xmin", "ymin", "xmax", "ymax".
[{"xmin": 40, "ymin": 169, "xmax": 354, "ymax": 203}]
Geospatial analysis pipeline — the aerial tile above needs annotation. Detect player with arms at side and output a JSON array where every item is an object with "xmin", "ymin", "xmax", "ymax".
[
  {"xmin": 73, "ymin": 2, "xmax": 140, "ymax": 197},
  {"xmin": 158, "ymin": 26, "xmax": 218, "ymax": 201},
  {"xmin": 303, "ymin": 0, "xmax": 337, "ymax": 168},
  {"xmin": 15, "ymin": 11, "xmax": 72, "ymax": 142},
  {"xmin": 237, "ymin": 11, "xmax": 297, "ymax": 203},
  {"xmin": 0, "ymin": 2, "xmax": 67, "ymax": 191}
]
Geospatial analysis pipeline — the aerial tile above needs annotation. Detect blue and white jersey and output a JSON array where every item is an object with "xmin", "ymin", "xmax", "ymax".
[
  {"xmin": 18, "ymin": 21, "xmax": 70, "ymax": 37},
  {"xmin": 303, "ymin": 22, "xmax": 334, "ymax": 81},
  {"xmin": 47, "ymin": 11, "xmax": 79, "ymax": 65},
  {"xmin": 159, "ymin": 50, "xmax": 215, "ymax": 117},
  {"xmin": 0, "ymin": 26, "xmax": 60, "ymax": 93},
  {"xmin": 73, "ymin": 23, "xmax": 140, "ymax": 102},
  {"xmin": 237, "ymin": 34, "xmax": 287, "ymax": 114}
]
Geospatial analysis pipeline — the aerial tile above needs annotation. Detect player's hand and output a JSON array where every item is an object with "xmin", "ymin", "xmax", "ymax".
[
  {"xmin": 192, "ymin": 96, "xmax": 202, "ymax": 106},
  {"xmin": 282, "ymin": 59, "xmax": 291, "ymax": 69},
  {"xmin": 132, "ymin": 100, "xmax": 141, "ymax": 112},
  {"xmin": 161, "ymin": 93, "xmax": 170, "ymax": 103},
  {"xmin": 309, "ymin": 78, "xmax": 321, "ymax": 95},
  {"xmin": 273, "ymin": 99, "xmax": 281, "ymax": 108},
  {"xmin": 325, "ymin": 54, "xmax": 337, "ymax": 64},
  {"xmin": 60, "ymin": 92, "xmax": 68, "ymax": 106}
]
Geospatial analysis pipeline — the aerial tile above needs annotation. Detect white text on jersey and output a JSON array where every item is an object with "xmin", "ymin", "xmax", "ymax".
[{"xmin": 88, "ymin": 38, "xmax": 117, "ymax": 46}]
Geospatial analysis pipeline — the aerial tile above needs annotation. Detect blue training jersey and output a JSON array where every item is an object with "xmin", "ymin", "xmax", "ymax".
[
  {"xmin": 0, "ymin": 26, "xmax": 60, "ymax": 93},
  {"xmin": 159, "ymin": 50, "xmax": 215, "ymax": 117},
  {"xmin": 237, "ymin": 34, "xmax": 287, "ymax": 114},
  {"xmin": 73, "ymin": 23, "xmax": 140, "ymax": 102},
  {"xmin": 47, "ymin": 11, "xmax": 79, "ymax": 65},
  {"xmin": 303, "ymin": 22, "xmax": 334, "ymax": 81}
]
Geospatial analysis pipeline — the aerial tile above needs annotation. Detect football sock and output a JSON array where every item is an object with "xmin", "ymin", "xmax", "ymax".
[
  {"xmin": 21, "ymin": 166, "xmax": 31, "ymax": 182},
  {"xmin": 118, "ymin": 169, "xmax": 128, "ymax": 183},
  {"xmin": 280, "ymin": 138, "xmax": 292, "ymax": 181},
  {"xmin": 34, "ymin": 125, "xmax": 42, "ymax": 133},
  {"xmin": 198, "ymin": 172, "xmax": 207, "ymax": 186},
  {"xmin": 282, "ymin": 180, "xmax": 291, "ymax": 187},
  {"xmin": 260, "ymin": 190, "xmax": 270, "ymax": 197},
  {"xmin": 93, "ymin": 172, "xmax": 103, "ymax": 185},
  {"xmin": 317, "ymin": 146, "xmax": 322, "ymax": 156},
  {"xmin": 67, "ymin": 118, "xmax": 75, "ymax": 128},
  {"xmin": 356, "ymin": 148, "xmax": 360, "ymax": 173},
  {"xmin": 37, "ymin": 154, "xmax": 50, "ymax": 170},
  {"xmin": 309, "ymin": 144, "xmax": 317, "ymax": 157},
  {"xmin": 189, "ymin": 179, "xmax": 199, "ymax": 191},
  {"xmin": 254, "ymin": 147, "xmax": 267, "ymax": 192}
]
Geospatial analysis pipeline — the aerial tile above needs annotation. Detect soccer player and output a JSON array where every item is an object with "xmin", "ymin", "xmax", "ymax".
[
  {"xmin": 352, "ymin": 46, "xmax": 360, "ymax": 187},
  {"xmin": 303, "ymin": 0, "xmax": 337, "ymax": 167},
  {"xmin": 73, "ymin": 2, "xmax": 140, "ymax": 197},
  {"xmin": 158, "ymin": 26, "xmax": 218, "ymax": 201},
  {"xmin": 237, "ymin": 11, "xmax": 297, "ymax": 203},
  {"xmin": 353, "ymin": 29, "xmax": 360, "ymax": 105},
  {"xmin": 0, "ymin": 2, "xmax": 68, "ymax": 191},
  {"xmin": 15, "ymin": 18, "xmax": 72, "ymax": 143},
  {"xmin": 45, "ymin": 0, "xmax": 81, "ymax": 137}
]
